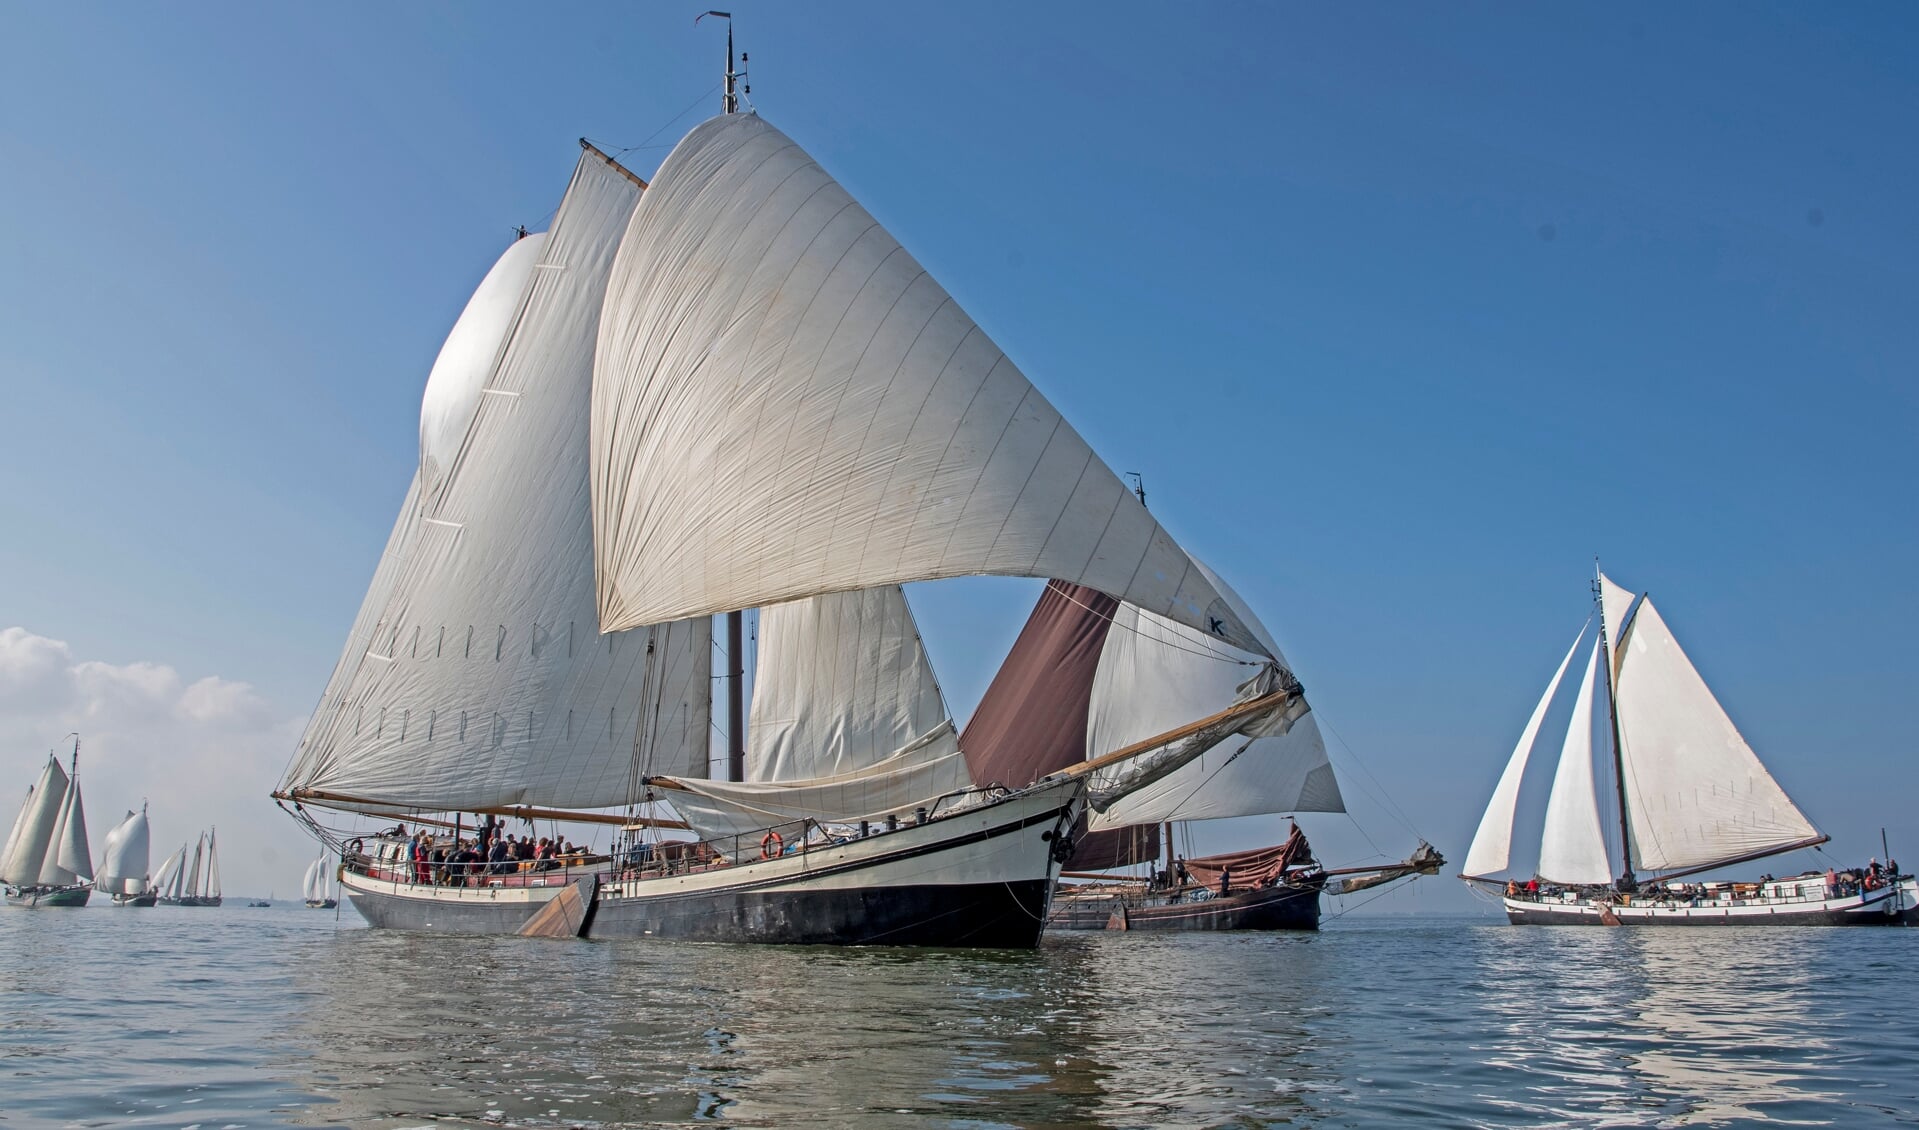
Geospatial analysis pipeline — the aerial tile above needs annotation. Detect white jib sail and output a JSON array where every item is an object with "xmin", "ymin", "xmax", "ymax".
[
  {"xmin": 661, "ymin": 723, "xmax": 973, "ymax": 843},
  {"xmin": 1612, "ymin": 596, "xmax": 1819, "ymax": 872},
  {"xmin": 747, "ymin": 586, "xmax": 955, "ymax": 782},
  {"xmin": 1086, "ymin": 601, "xmax": 1342, "ymax": 833},
  {"xmin": 1536, "ymin": 640, "xmax": 1613, "ymax": 885},
  {"xmin": 1600, "ymin": 571, "xmax": 1638, "ymax": 679},
  {"xmin": 280, "ymin": 152, "xmax": 712, "ymax": 812},
  {"xmin": 42, "ymin": 780, "xmax": 91, "ymax": 885},
  {"xmin": 0, "ymin": 788, "xmax": 30, "ymax": 883},
  {"xmin": 1461, "ymin": 621, "xmax": 1589, "ymax": 879},
  {"xmin": 152, "ymin": 845, "xmax": 186, "ymax": 896},
  {"xmin": 95, "ymin": 809, "xmax": 150, "ymax": 894},
  {"xmin": 591, "ymin": 113, "xmax": 1269, "ymax": 658},
  {"xmin": 0, "ymin": 757, "xmax": 67, "ymax": 885},
  {"xmin": 185, "ymin": 834, "xmax": 204, "ymax": 898}
]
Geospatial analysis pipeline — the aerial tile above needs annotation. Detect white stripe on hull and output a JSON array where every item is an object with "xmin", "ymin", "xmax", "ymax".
[{"xmin": 1503, "ymin": 878, "xmax": 1919, "ymax": 925}]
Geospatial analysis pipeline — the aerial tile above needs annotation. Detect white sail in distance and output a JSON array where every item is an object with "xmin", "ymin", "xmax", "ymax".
[
  {"xmin": 1461, "ymin": 621, "xmax": 1589, "ymax": 879},
  {"xmin": 591, "ymin": 113, "xmax": 1271, "ymax": 659},
  {"xmin": 1535, "ymin": 640, "xmax": 1613, "ymax": 885},
  {"xmin": 1086, "ymin": 600, "xmax": 1341, "ymax": 832},
  {"xmin": 1611, "ymin": 595, "xmax": 1819, "ymax": 872},
  {"xmin": 152, "ymin": 844, "xmax": 186, "ymax": 897},
  {"xmin": 0, "ymin": 757, "xmax": 67, "ymax": 885},
  {"xmin": 747, "ymin": 586, "xmax": 956, "ymax": 782},
  {"xmin": 95, "ymin": 808, "xmax": 151, "ymax": 894},
  {"xmin": 280, "ymin": 151, "xmax": 711, "ymax": 812}
]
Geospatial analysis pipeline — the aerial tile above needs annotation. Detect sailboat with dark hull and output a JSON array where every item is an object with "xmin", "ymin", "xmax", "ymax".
[
  {"xmin": 277, "ymin": 46, "xmax": 1315, "ymax": 944},
  {"xmin": 2, "ymin": 741, "xmax": 94, "ymax": 908},
  {"xmin": 1462, "ymin": 568, "xmax": 1916, "ymax": 926}
]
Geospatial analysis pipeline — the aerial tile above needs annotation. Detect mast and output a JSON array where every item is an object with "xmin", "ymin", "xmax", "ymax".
[{"xmin": 1594, "ymin": 562, "xmax": 1635, "ymax": 889}]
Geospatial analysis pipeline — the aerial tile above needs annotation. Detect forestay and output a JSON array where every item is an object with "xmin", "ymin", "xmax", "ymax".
[
  {"xmin": 1535, "ymin": 640, "xmax": 1612, "ymax": 885},
  {"xmin": 1613, "ymin": 597, "xmax": 1819, "ymax": 871},
  {"xmin": 1086, "ymin": 602, "xmax": 1341, "ymax": 832},
  {"xmin": 591, "ymin": 113, "xmax": 1269, "ymax": 657},
  {"xmin": 1460, "ymin": 621, "xmax": 1588, "ymax": 878},
  {"xmin": 280, "ymin": 153, "xmax": 711, "ymax": 812},
  {"xmin": 747, "ymin": 587, "xmax": 953, "ymax": 782}
]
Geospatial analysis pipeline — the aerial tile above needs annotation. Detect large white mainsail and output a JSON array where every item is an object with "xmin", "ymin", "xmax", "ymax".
[
  {"xmin": 1611, "ymin": 594, "xmax": 1820, "ymax": 872},
  {"xmin": 1535, "ymin": 640, "xmax": 1613, "ymax": 886},
  {"xmin": 1085, "ymin": 600, "xmax": 1341, "ymax": 831},
  {"xmin": 1460, "ymin": 623, "xmax": 1589, "ymax": 878},
  {"xmin": 279, "ymin": 151, "xmax": 711, "ymax": 814},
  {"xmin": 0, "ymin": 757, "xmax": 67, "ymax": 885},
  {"xmin": 591, "ymin": 113, "xmax": 1270, "ymax": 659},
  {"xmin": 95, "ymin": 808, "xmax": 151, "ymax": 895}
]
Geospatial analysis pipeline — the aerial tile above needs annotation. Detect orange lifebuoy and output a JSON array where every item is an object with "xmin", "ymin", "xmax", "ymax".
[{"xmin": 760, "ymin": 831, "xmax": 784, "ymax": 860}]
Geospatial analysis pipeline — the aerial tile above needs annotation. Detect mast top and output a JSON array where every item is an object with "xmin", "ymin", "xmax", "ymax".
[{"xmin": 699, "ymin": 11, "xmax": 749, "ymax": 114}]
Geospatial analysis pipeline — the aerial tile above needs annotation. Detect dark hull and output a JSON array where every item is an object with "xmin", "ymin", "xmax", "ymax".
[
  {"xmin": 4, "ymin": 885, "xmax": 92, "ymax": 908},
  {"xmin": 1050, "ymin": 882, "xmax": 1321, "ymax": 932},
  {"xmin": 344, "ymin": 883, "xmax": 554, "ymax": 934},
  {"xmin": 113, "ymin": 892, "xmax": 158, "ymax": 907},
  {"xmin": 588, "ymin": 878, "xmax": 1051, "ymax": 946},
  {"xmin": 305, "ymin": 899, "xmax": 338, "ymax": 909}
]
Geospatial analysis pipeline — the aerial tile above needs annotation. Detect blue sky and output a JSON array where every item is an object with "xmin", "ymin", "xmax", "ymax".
[{"xmin": 2, "ymin": 3, "xmax": 1914, "ymax": 903}]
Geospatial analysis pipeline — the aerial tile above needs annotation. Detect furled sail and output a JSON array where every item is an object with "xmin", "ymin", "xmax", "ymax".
[
  {"xmin": 1611, "ymin": 596, "xmax": 1819, "ymax": 872},
  {"xmin": 95, "ymin": 808, "xmax": 150, "ymax": 894},
  {"xmin": 747, "ymin": 587, "xmax": 954, "ymax": 782},
  {"xmin": 40, "ymin": 779, "xmax": 91, "ymax": 886},
  {"xmin": 1461, "ymin": 622, "xmax": 1588, "ymax": 878},
  {"xmin": 0, "ymin": 757, "xmax": 66, "ymax": 885},
  {"xmin": 1086, "ymin": 601, "xmax": 1341, "ymax": 831},
  {"xmin": 1536, "ymin": 641, "xmax": 1612, "ymax": 885},
  {"xmin": 279, "ymin": 151, "xmax": 712, "ymax": 812},
  {"xmin": 658, "ymin": 724, "xmax": 973, "ymax": 842},
  {"xmin": 591, "ymin": 113, "xmax": 1270, "ymax": 659}
]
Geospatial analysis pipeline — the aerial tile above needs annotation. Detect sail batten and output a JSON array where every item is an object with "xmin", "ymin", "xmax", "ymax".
[
  {"xmin": 1461, "ymin": 621, "xmax": 1589, "ymax": 878},
  {"xmin": 1536, "ymin": 640, "xmax": 1612, "ymax": 885},
  {"xmin": 592, "ymin": 113, "xmax": 1268, "ymax": 657},
  {"xmin": 279, "ymin": 153, "xmax": 711, "ymax": 813}
]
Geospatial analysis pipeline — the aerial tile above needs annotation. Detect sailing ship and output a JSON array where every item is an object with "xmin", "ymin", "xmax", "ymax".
[
  {"xmin": 2, "ymin": 741, "xmax": 94, "ymax": 908},
  {"xmin": 166, "ymin": 829, "xmax": 223, "ymax": 907},
  {"xmin": 275, "ymin": 46, "xmax": 1317, "ymax": 945},
  {"xmin": 303, "ymin": 851, "xmax": 338, "ymax": 909},
  {"xmin": 150, "ymin": 843, "xmax": 187, "ymax": 905},
  {"xmin": 1029, "ymin": 566, "xmax": 1441, "ymax": 933},
  {"xmin": 96, "ymin": 804, "xmax": 156, "ymax": 907},
  {"xmin": 1461, "ymin": 568, "xmax": 1917, "ymax": 925}
]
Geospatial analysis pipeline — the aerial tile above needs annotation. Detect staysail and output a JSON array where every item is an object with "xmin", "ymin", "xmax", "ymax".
[
  {"xmin": 591, "ymin": 113, "xmax": 1270, "ymax": 659},
  {"xmin": 1460, "ymin": 622, "xmax": 1588, "ymax": 878},
  {"xmin": 95, "ymin": 808, "xmax": 151, "ymax": 895},
  {"xmin": 746, "ymin": 587, "xmax": 954, "ymax": 782},
  {"xmin": 153, "ymin": 844, "xmax": 186, "ymax": 898},
  {"xmin": 0, "ymin": 757, "xmax": 67, "ymax": 885},
  {"xmin": 1611, "ymin": 594, "xmax": 1820, "ymax": 872},
  {"xmin": 280, "ymin": 150, "xmax": 711, "ymax": 813},
  {"xmin": 1085, "ymin": 600, "xmax": 1342, "ymax": 831},
  {"xmin": 1535, "ymin": 640, "xmax": 1612, "ymax": 885}
]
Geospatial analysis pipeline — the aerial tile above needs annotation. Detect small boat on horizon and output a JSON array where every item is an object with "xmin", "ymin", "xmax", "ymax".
[{"xmin": 1461, "ymin": 567, "xmax": 1915, "ymax": 926}]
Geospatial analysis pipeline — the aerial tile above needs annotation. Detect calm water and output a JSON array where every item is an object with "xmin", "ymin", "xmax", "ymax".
[{"xmin": 2, "ymin": 904, "xmax": 1914, "ymax": 1128}]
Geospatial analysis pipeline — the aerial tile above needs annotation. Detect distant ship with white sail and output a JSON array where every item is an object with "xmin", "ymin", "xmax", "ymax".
[
  {"xmin": 95, "ymin": 804, "xmax": 155, "ymax": 907},
  {"xmin": 1461, "ymin": 568, "xmax": 1915, "ymax": 925},
  {"xmin": 2, "ymin": 740, "xmax": 94, "ymax": 908},
  {"xmin": 302, "ymin": 850, "xmax": 338, "ymax": 909}
]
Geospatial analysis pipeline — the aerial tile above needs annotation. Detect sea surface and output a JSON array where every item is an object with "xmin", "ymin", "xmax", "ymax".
[{"xmin": 1, "ymin": 903, "xmax": 1914, "ymax": 1128}]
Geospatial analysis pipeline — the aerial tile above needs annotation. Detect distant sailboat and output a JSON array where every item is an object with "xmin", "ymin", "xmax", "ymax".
[
  {"xmin": 152, "ymin": 843, "xmax": 188, "ymax": 905},
  {"xmin": 303, "ymin": 851, "xmax": 338, "ymax": 909},
  {"xmin": 2, "ymin": 739, "xmax": 94, "ymax": 908},
  {"xmin": 1462, "ymin": 568, "xmax": 1917, "ymax": 925},
  {"xmin": 96, "ymin": 804, "xmax": 156, "ymax": 907},
  {"xmin": 174, "ymin": 829, "xmax": 223, "ymax": 908}
]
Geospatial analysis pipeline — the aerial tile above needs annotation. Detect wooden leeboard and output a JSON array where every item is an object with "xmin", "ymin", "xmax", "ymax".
[{"xmin": 517, "ymin": 875, "xmax": 597, "ymax": 938}]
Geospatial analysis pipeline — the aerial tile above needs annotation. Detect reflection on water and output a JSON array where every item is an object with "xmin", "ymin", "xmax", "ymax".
[{"xmin": 2, "ymin": 907, "xmax": 1915, "ymax": 1127}]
